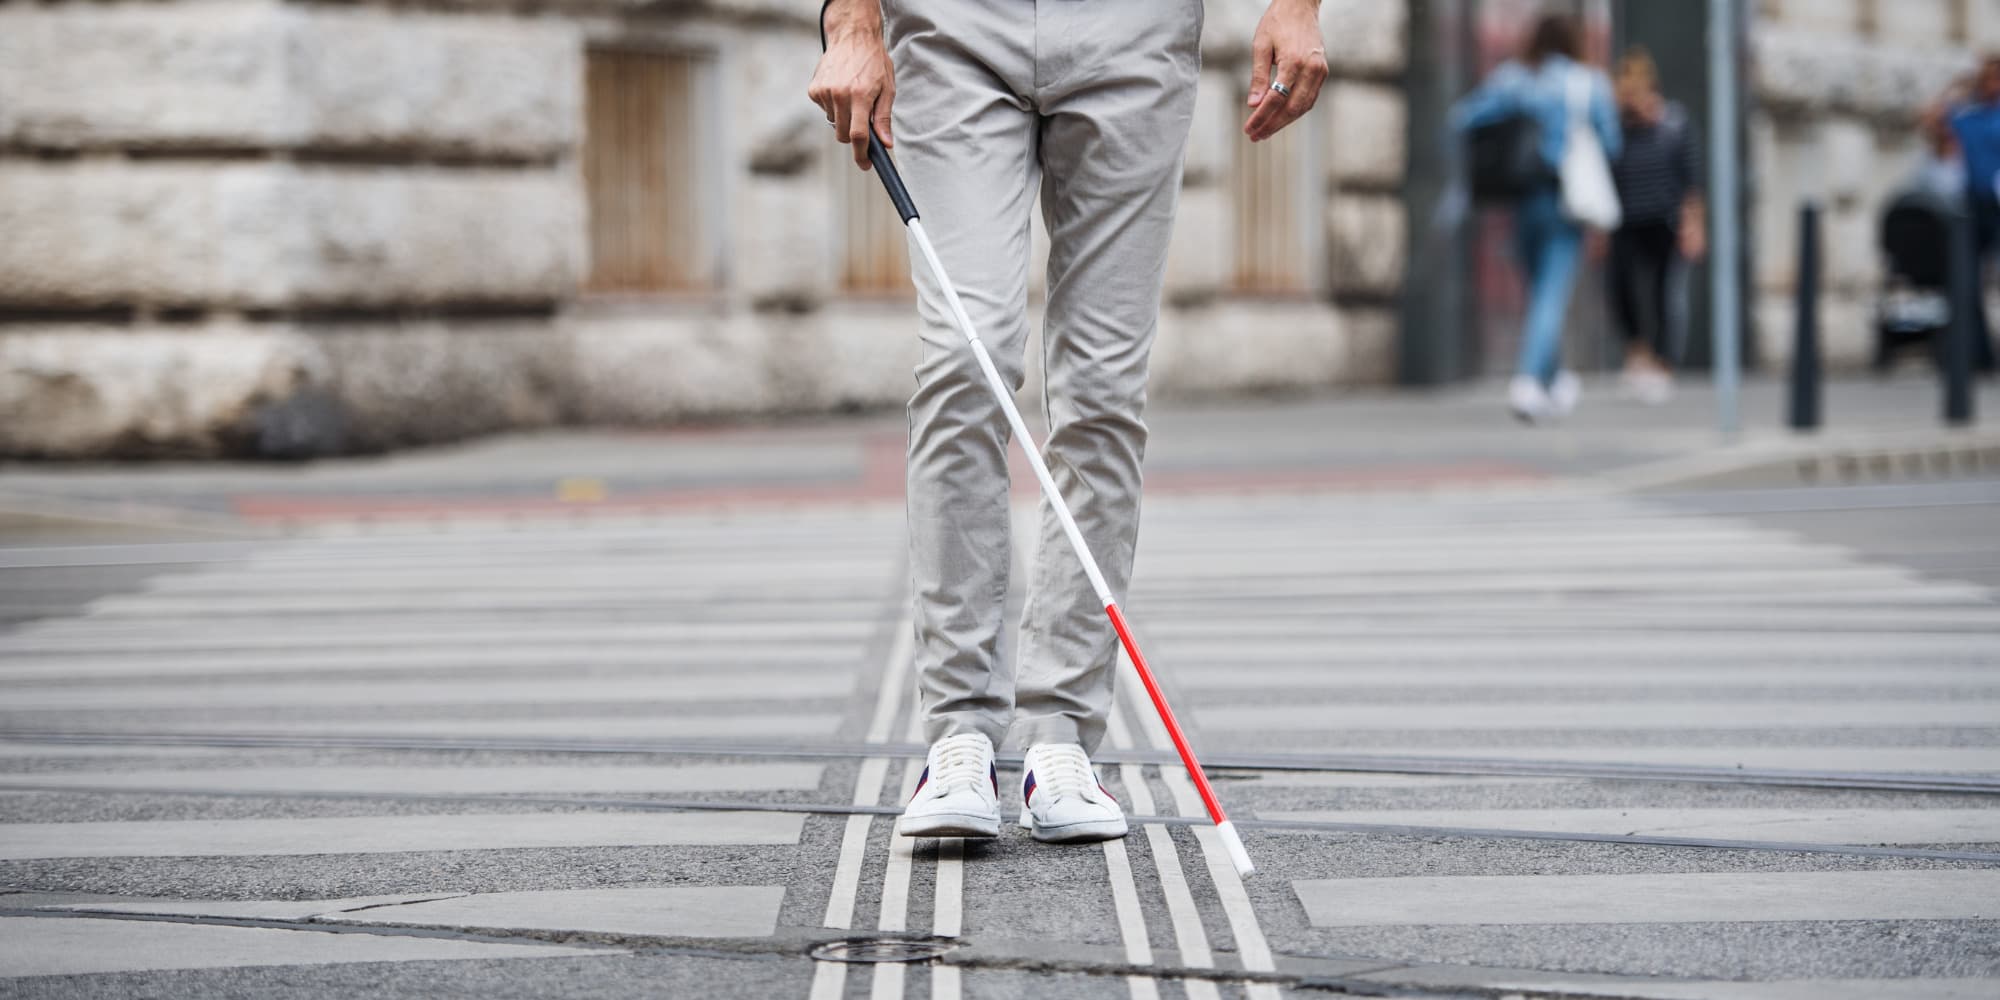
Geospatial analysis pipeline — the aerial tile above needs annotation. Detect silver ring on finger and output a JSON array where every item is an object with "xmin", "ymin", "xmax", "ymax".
[{"xmin": 1269, "ymin": 81, "xmax": 1293, "ymax": 98}]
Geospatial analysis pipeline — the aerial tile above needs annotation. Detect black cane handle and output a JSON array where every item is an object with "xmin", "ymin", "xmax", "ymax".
[{"xmin": 866, "ymin": 130, "xmax": 920, "ymax": 224}]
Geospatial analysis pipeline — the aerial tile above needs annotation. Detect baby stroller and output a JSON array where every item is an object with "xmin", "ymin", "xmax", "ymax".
[{"xmin": 1874, "ymin": 189, "xmax": 1958, "ymax": 372}]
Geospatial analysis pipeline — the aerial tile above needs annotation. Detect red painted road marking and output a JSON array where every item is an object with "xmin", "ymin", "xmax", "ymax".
[{"xmin": 228, "ymin": 460, "xmax": 1544, "ymax": 523}]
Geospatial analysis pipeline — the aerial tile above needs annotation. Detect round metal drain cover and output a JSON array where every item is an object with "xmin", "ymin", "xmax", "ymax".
[{"xmin": 810, "ymin": 937, "xmax": 958, "ymax": 964}]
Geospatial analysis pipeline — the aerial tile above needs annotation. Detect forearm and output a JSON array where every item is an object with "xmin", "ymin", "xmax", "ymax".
[{"xmin": 1680, "ymin": 193, "xmax": 1705, "ymax": 230}]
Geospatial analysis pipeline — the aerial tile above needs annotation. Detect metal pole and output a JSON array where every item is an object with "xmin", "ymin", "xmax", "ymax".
[
  {"xmin": 1707, "ymin": 0, "xmax": 1743, "ymax": 436},
  {"xmin": 1790, "ymin": 201, "xmax": 1821, "ymax": 430},
  {"xmin": 1944, "ymin": 207, "xmax": 1978, "ymax": 426}
]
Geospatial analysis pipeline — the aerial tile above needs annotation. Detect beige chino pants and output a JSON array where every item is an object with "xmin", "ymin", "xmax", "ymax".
[{"xmin": 887, "ymin": 0, "xmax": 1203, "ymax": 753}]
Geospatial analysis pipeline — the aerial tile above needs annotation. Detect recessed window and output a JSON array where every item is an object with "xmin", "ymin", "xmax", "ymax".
[
  {"xmin": 583, "ymin": 49, "xmax": 710, "ymax": 294},
  {"xmin": 836, "ymin": 149, "xmax": 913, "ymax": 296},
  {"xmin": 1231, "ymin": 115, "xmax": 1313, "ymax": 294}
]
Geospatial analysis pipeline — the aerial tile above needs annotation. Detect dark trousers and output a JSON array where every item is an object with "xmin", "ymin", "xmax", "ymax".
[
  {"xmin": 1973, "ymin": 195, "xmax": 1998, "ymax": 371},
  {"xmin": 1607, "ymin": 221, "xmax": 1681, "ymax": 364}
]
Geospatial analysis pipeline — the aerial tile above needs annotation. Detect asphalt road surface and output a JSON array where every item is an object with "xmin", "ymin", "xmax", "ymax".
[{"xmin": 3, "ymin": 389, "xmax": 1999, "ymax": 999}]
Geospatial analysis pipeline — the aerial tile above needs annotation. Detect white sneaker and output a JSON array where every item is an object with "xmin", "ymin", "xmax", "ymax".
[
  {"xmin": 1018, "ymin": 743, "xmax": 1128, "ymax": 843},
  {"xmin": 897, "ymin": 733, "xmax": 1000, "ymax": 838},
  {"xmin": 1508, "ymin": 375, "xmax": 1553, "ymax": 423},
  {"xmin": 1549, "ymin": 370, "xmax": 1582, "ymax": 417},
  {"xmin": 1618, "ymin": 368, "xmax": 1674, "ymax": 405}
]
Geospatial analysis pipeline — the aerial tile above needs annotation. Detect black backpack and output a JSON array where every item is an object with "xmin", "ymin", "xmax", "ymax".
[{"xmin": 1468, "ymin": 113, "xmax": 1553, "ymax": 203}]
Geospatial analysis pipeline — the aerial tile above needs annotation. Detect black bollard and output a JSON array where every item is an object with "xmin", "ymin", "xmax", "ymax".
[
  {"xmin": 1944, "ymin": 206, "xmax": 1977, "ymax": 427},
  {"xmin": 1790, "ymin": 202, "xmax": 1822, "ymax": 431}
]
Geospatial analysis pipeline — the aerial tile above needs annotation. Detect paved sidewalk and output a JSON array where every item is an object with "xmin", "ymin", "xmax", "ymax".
[
  {"xmin": 2, "ymin": 376, "xmax": 1999, "ymax": 998},
  {"xmin": 1, "ymin": 377, "xmax": 1995, "ymax": 530}
]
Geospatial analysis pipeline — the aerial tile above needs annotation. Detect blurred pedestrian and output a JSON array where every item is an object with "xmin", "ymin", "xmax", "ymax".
[
  {"xmin": 1912, "ymin": 81, "xmax": 1969, "ymax": 205},
  {"xmin": 1453, "ymin": 14, "xmax": 1623, "ymax": 423},
  {"xmin": 1606, "ymin": 47, "xmax": 1703, "ymax": 405},
  {"xmin": 1945, "ymin": 54, "xmax": 2000, "ymax": 370},
  {"xmin": 810, "ymin": 0, "xmax": 1328, "ymax": 845}
]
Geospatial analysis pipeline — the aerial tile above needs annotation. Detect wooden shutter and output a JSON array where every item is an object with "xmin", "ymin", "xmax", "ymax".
[
  {"xmin": 583, "ymin": 50, "xmax": 707, "ymax": 294},
  {"xmin": 837, "ymin": 151, "xmax": 912, "ymax": 295},
  {"xmin": 1231, "ymin": 114, "xmax": 1310, "ymax": 294}
]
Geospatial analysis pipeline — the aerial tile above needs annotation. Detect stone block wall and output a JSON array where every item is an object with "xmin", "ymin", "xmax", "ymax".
[
  {"xmin": 1748, "ymin": 0, "xmax": 1985, "ymax": 369},
  {"xmin": 0, "ymin": 0, "xmax": 589, "ymax": 457},
  {"xmin": 0, "ymin": 0, "xmax": 1409, "ymax": 458},
  {"xmin": 1159, "ymin": 0, "xmax": 1410, "ymax": 390}
]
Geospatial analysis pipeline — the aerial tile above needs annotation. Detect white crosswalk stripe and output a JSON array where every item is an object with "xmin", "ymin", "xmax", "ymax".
[
  {"xmin": 0, "ymin": 812, "xmax": 806, "ymax": 860},
  {"xmin": 1292, "ymin": 870, "xmax": 2000, "ymax": 926}
]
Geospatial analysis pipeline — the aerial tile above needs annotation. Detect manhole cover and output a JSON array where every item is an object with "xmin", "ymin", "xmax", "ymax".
[{"xmin": 810, "ymin": 937, "xmax": 959, "ymax": 964}]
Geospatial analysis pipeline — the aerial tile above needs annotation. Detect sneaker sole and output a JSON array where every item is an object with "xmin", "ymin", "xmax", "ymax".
[
  {"xmin": 1023, "ymin": 816, "xmax": 1129, "ymax": 844},
  {"xmin": 898, "ymin": 812, "xmax": 1001, "ymax": 839}
]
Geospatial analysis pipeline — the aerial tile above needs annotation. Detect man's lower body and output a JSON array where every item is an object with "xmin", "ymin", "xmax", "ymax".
[
  {"xmin": 883, "ymin": 0, "xmax": 1202, "ymax": 841},
  {"xmin": 1608, "ymin": 220, "xmax": 1681, "ymax": 404},
  {"xmin": 1509, "ymin": 189, "xmax": 1585, "ymax": 422}
]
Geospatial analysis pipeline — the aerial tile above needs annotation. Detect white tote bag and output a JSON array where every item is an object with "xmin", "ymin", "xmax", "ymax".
[{"xmin": 1559, "ymin": 66, "xmax": 1621, "ymax": 231}]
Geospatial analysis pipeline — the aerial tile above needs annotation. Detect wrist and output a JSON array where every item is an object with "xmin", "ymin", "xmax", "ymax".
[{"xmin": 821, "ymin": 0, "xmax": 883, "ymax": 43}]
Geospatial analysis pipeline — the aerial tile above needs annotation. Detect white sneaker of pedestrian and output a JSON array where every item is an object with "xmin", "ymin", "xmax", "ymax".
[
  {"xmin": 1549, "ymin": 370, "xmax": 1582, "ymax": 417},
  {"xmin": 1018, "ymin": 743, "xmax": 1128, "ymax": 843},
  {"xmin": 897, "ymin": 733, "xmax": 1000, "ymax": 838},
  {"xmin": 1618, "ymin": 368, "xmax": 1674, "ymax": 405},
  {"xmin": 1508, "ymin": 375, "xmax": 1554, "ymax": 424}
]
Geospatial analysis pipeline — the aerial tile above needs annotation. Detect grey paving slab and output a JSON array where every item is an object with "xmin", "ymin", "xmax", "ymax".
[
  {"xmin": 83, "ymin": 712, "xmax": 844, "ymax": 741},
  {"xmin": 169, "ymin": 557, "xmax": 892, "ymax": 580},
  {"xmin": 1146, "ymin": 545, "xmax": 1864, "ymax": 577},
  {"xmin": 0, "ymin": 674, "xmax": 851, "ymax": 711},
  {"xmin": 0, "ymin": 811, "xmax": 805, "ymax": 859},
  {"xmin": 1131, "ymin": 565, "xmax": 1946, "ymax": 601},
  {"xmin": 0, "ymin": 644, "xmax": 859, "ymax": 680},
  {"xmin": 77, "ymin": 592, "xmax": 883, "ymax": 620},
  {"xmin": 41, "ymin": 893, "xmax": 453, "ymax": 920},
  {"xmin": 1196, "ymin": 699, "xmax": 2000, "ymax": 732},
  {"xmin": 0, "ymin": 763, "xmax": 827, "ymax": 796},
  {"xmin": 0, "ymin": 916, "xmax": 611, "ymax": 978},
  {"xmin": 1537, "ymin": 977, "xmax": 2000, "ymax": 999},
  {"xmin": 1168, "ymin": 664, "xmax": 2000, "ymax": 690},
  {"xmin": 32, "ymin": 886, "xmax": 788, "ymax": 939},
  {"xmin": 1364, "ymin": 967, "xmax": 2000, "ymax": 1000},
  {"xmin": 0, "ymin": 621, "xmax": 873, "ymax": 655},
  {"xmin": 1153, "ymin": 633, "xmax": 2000, "ymax": 663},
  {"xmin": 319, "ymin": 885, "xmax": 788, "ymax": 938},
  {"xmin": 0, "ymin": 890, "xmax": 154, "ymax": 908},
  {"xmin": 1240, "ymin": 746, "xmax": 2000, "ymax": 772},
  {"xmin": 1227, "ymin": 772, "xmax": 1563, "ymax": 789},
  {"xmin": 1263, "ymin": 808, "xmax": 2000, "ymax": 844},
  {"xmin": 0, "ymin": 742, "xmax": 230, "ymax": 759},
  {"xmin": 141, "ymin": 568, "xmax": 893, "ymax": 594},
  {"xmin": 1151, "ymin": 605, "xmax": 2000, "ymax": 631},
  {"xmin": 1293, "ymin": 870, "xmax": 2000, "ymax": 927}
]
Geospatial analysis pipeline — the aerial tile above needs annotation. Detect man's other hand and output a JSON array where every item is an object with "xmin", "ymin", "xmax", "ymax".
[
  {"xmin": 809, "ymin": 0, "xmax": 895, "ymax": 170},
  {"xmin": 1244, "ymin": 0, "xmax": 1329, "ymax": 143}
]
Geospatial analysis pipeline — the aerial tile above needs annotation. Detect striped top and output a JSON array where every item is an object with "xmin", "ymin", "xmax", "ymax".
[{"xmin": 1611, "ymin": 101, "xmax": 1700, "ymax": 228}]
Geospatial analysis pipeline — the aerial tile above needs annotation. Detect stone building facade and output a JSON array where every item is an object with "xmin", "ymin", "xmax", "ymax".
[
  {"xmin": 1748, "ymin": 0, "xmax": 2000, "ymax": 369},
  {"xmin": 0, "ymin": 0, "xmax": 1408, "ymax": 458}
]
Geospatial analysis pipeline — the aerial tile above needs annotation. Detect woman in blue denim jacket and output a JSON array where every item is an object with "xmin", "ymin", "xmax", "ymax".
[{"xmin": 1452, "ymin": 15, "xmax": 1622, "ymax": 421}]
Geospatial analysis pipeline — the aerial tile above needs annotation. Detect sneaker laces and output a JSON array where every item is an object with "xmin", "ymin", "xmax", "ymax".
[
  {"xmin": 930, "ymin": 734, "xmax": 991, "ymax": 793},
  {"xmin": 1029, "ymin": 744, "xmax": 1100, "ymax": 802}
]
